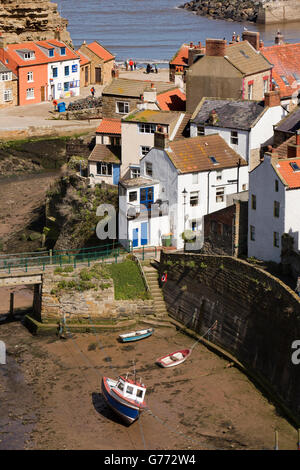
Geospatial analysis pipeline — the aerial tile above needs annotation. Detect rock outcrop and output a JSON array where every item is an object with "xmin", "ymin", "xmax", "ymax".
[
  {"xmin": 179, "ymin": 0, "xmax": 260, "ymax": 23},
  {"xmin": 0, "ymin": 0, "xmax": 71, "ymax": 44}
]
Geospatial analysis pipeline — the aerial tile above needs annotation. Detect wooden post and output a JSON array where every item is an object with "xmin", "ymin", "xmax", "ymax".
[
  {"xmin": 274, "ymin": 430, "xmax": 279, "ymax": 450},
  {"xmin": 49, "ymin": 249, "xmax": 53, "ymax": 265},
  {"xmin": 9, "ymin": 292, "xmax": 14, "ymax": 318}
]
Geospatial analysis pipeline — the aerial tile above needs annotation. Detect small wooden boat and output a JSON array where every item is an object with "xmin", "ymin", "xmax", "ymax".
[
  {"xmin": 118, "ymin": 328, "xmax": 154, "ymax": 343},
  {"xmin": 156, "ymin": 348, "xmax": 192, "ymax": 368},
  {"xmin": 101, "ymin": 374, "xmax": 147, "ymax": 425}
]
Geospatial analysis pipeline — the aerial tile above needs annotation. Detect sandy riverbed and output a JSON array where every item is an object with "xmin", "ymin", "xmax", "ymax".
[{"xmin": 0, "ymin": 315, "xmax": 297, "ymax": 450}]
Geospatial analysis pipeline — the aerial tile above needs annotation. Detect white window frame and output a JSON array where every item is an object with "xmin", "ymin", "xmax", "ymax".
[
  {"xmin": 248, "ymin": 83, "xmax": 253, "ymax": 100},
  {"xmin": 116, "ymin": 101, "xmax": 129, "ymax": 115},
  {"xmin": 0, "ymin": 72, "xmax": 12, "ymax": 81},
  {"xmin": 27, "ymin": 71, "xmax": 33, "ymax": 83},
  {"xmin": 216, "ymin": 187, "xmax": 225, "ymax": 203},
  {"xmin": 145, "ymin": 162, "xmax": 153, "ymax": 177},
  {"xmin": 190, "ymin": 191, "xmax": 199, "ymax": 207},
  {"xmin": 3, "ymin": 89, "xmax": 12, "ymax": 102},
  {"xmin": 130, "ymin": 168, "xmax": 140, "ymax": 178},
  {"xmin": 140, "ymin": 146, "xmax": 150, "ymax": 157},
  {"xmin": 23, "ymin": 51, "xmax": 35, "ymax": 60},
  {"xmin": 129, "ymin": 191, "xmax": 138, "ymax": 202},
  {"xmin": 26, "ymin": 88, "xmax": 35, "ymax": 100},
  {"xmin": 230, "ymin": 130, "xmax": 238, "ymax": 145},
  {"xmin": 197, "ymin": 125, "xmax": 205, "ymax": 136},
  {"xmin": 139, "ymin": 123, "xmax": 156, "ymax": 134},
  {"xmin": 263, "ymin": 78, "xmax": 268, "ymax": 93},
  {"xmin": 96, "ymin": 162, "xmax": 112, "ymax": 176}
]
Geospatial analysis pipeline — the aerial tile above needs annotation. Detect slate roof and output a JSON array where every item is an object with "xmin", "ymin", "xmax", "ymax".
[
  {"xmin": 272, "ymin": 157, "xmax": 300, "ymax": 189},
  {"xmin": 88, "ymin": 145, "xmax": 121, "ymax": 163},
  {"xmin": 275, "ymin": 106, "xmax": 300, "ymax": 133},
  {"xmin": 191, "ymin": 98, "xmax": 266, "ymax": 130},
  {"xmin": 85, "ymin": 41, "xmax": 115, "ymax": 62},
  {"xmin": 120, "ymin": 177, "xmax": 158, "ymax": 188},
  {"xmin": 122, "ymin": 109, "xmax": 181, "ymax": 125},
  {"xmin": 102, "ymin": 78, "xmax": 176, "ymax": 98},
  {"xmin": 225, "ymin": 40, "xmax": 272, "ymax": 76},
  {"xmin": 96, "ymin": 118, "xmax": 121, "ymax": 135},
  {"xmin": 166, "ymin": 135, "xmax": 247, "ymax": 174},
  {"xmin": 260, "ymin": 43, "xmax": 300, "ymax": 99},
  {"xmin": 156, "ymin": 88, "xmax": 186, "ymax": 111}
]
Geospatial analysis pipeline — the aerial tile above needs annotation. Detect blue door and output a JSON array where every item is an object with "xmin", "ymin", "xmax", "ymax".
[
  {"xmin": 141, "ymin": 222, "xmax": 148, "ymax": 246},
  {"xmin": 132, "ymin": 228, "xmax": 139, "ymax": 248}
]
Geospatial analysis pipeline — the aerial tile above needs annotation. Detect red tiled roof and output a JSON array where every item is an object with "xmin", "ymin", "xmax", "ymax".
[
  {"xmin": 96, "ymin": 118, "xmax": 121, "ymax": 134},
  {"xmin": 76, "ymin": 50, "xmax": 90, "ymax": 66},
  {"xmin": 260, "ymin": 43, "xmax": 300, "ymax": 98},
  {"xmin": 3, "ymin": 40, "xmax": 79, "ymax": 67},
  {"xmin": 273, "ymin": 157, "xmax": 300, "ymax": 189},
  {"xmin": 157, "ymin": 88, "xmax": 186, "ymax": 111},
  {"xmin": 170, "ymin": 44, "xmax": 189, "ymax": 66},
  {"xmin": 86, "ymin": 41, "xmax": 115, "ymax": 62}
]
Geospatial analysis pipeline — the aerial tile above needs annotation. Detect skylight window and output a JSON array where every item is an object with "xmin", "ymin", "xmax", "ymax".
[
  {"xmin": 293, "ymin": 72, "xmax": 300, "ymax": 84},
  {"xmin": 290, "ymin": 161, "xmax": 300, "ymax": 172},
  {"xmin": 280, "ymin": 75, "xmax": 290, "ymax": 86},
  {"xmin": 209, "ymin": 156, "xmax": 219, "ymax": 165},
  {"xmin": 240, "ymin": 50, "xmax": 250, "ymax": 59},
  {"xmin": 272, "ymin": 78, "xmax": 279, "ymax": 88}
]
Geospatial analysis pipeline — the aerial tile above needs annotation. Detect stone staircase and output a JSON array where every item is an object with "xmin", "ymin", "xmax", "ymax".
[{"xmin": 143, "ymin": 264, "xmax": 169, "ymax": 319}]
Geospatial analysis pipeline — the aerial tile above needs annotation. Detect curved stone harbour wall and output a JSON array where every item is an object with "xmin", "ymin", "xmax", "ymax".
[
  {"xmin": 179, "ymin": 0, "xmax": 300, "ymax": 24},
  {"xmin": 159, "ymin": 252, "xmax": 300, "ymax": 423}
]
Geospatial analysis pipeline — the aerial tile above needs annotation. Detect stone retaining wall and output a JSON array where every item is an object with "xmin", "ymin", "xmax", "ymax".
[{"xmin": 159, "ymin": 252, "xmax": 300, "ymax": 423}]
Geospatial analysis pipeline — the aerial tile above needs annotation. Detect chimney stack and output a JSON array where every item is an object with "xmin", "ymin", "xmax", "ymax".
[
  {"xmin": 287, "ymin": 131, "xmax": 300, "ymax": 159},
  {"xmin": 0, "ymin": 35, "xmax": 7, "ymax": 50},
  {"xmin": 154, "ymin": 130, "xmax": 169, "ymax": 150},
  {"xmin": 275, "ymin": 30, "xmax": 284, "ymax": 45},
  {"xmin": 205, "ymin": 39, "xmax": 226, "ymax": 57},
  {"xmin": 242, "ymin": 31, "xmax": 260, "ymax": 50},
  {"xmin": 264, "ymin": 90, "xmax": 281, "ymax": 108}
]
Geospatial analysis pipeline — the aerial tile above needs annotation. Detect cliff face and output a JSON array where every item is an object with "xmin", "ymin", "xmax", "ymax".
[{"xmin": 0, "ymin": 0, "xmax": 71, "ymax": 44}]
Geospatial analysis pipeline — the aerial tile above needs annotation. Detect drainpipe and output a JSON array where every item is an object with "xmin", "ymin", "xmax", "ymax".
[
  {"xmin": 207, "ymin": 170, "xmax": 211, "ymax": 214},
  {"xmin": 237, "ymin": 159, "xmax": 241, "ymax": 193}
]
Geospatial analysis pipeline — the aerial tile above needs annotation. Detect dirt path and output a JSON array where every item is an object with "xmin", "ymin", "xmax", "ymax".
[
  {"xmin": 0, "ymin": 171, "xmax": 61, "ymax": 251},
  {"xmin": 0, "ymin": 318, "xmax": 297, "ymax": 450}
]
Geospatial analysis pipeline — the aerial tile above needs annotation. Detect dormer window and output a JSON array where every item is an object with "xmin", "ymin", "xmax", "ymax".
[
  {"xmin": 23, "ymin": 51, "xmax": 35, "ymax": 60},
  {"xmin": 49, "ymin": 49, "xmax": 54, "ymax": 58},
  {"xmin": 60, "ymin": 47, "xmax": 66, "ymax": 56}
]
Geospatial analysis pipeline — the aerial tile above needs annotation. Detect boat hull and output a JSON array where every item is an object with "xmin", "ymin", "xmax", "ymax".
[
  {"xmin": 156, "ymin": 349, "xmax": 192, "ymax": 368},
  {"xmin": 101, "ymin": 377, "xmax": 141, "ymax": 424},
  {"xmin": 119, "ymin": 328, "xmax": 154, "ymax": 343}
]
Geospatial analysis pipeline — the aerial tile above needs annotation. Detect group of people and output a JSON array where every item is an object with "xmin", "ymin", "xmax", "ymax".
[
  {"xmin": 146, "ymin": 63, "xmax": 158, "ymax": 74},
  {"xmin": 125, "ymin": 59, "xmax": 137, "ymax": 71}
]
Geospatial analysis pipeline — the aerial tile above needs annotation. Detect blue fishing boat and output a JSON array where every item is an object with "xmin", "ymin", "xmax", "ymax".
[
  {"xmin": 118, "ymin": 327, "xmax": 154, "ymax": 342},
  {"xmin": 101, "ymin": 374, "xmax": 147, "ymax": 425}
]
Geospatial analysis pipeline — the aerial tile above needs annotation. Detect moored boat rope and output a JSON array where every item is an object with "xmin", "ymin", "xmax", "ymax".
[{"xmin": 190, "ymin": 319, "xmax": 218, "ymax": 351}]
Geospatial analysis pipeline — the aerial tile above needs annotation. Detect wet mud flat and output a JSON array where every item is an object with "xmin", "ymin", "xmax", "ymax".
[{"xmin": 0, "ymin": 320, "xmax": 297, "ymax": 450}]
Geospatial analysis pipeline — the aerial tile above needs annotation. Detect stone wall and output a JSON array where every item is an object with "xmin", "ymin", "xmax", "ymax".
[
  {"xmin": 0, "ymin": 78, "xmax": 18, "ymax": 108},
  {"xmin": 159, "ymin": 251, "xmax": 300, "ymax": 423},
  {"xmin": 101, "ymin": 95, "xmax": 140, "ymax": 119},
  {"xmin": 40, "ymin": 268, "xmax": 154, "ymax": 325}
]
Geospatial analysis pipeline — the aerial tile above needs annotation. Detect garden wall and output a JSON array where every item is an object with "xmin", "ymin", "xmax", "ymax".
[{"xmin": 159, "ymin": 252, "xmax": 300, "ymax": 423}]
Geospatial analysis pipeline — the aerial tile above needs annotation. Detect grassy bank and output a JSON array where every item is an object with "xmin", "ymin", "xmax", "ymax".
[{"xmin": 107, "ymin": 260, "xmax": 150, "ymax": 300}]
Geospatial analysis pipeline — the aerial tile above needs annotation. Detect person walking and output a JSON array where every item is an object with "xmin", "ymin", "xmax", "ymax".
[
  {"xmin": 129, "ymin": 59, "xmax": 134, "ymax": 71},
  {"xmin": 154, "ymin": 63, "xmax": 158, "ymax": 74},
  {"xmin": 90, "ymin": 86, "xmax": 95, "ymax": 98}
]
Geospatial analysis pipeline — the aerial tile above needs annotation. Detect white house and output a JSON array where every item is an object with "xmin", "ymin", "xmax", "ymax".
[
  {"xmin": 119, "ymin": 132, "xmax": 249, "ymax": 250},
  {"xmin": 120, "ymin": 108, "xmax": 185, "ymax": 178},
  {"xmin": 248, "ymin": 131, "xmax": 300, "ymax": 263},
  {"xmin": 44, "ymin": 40, "xmax": 80, "ymax": 100},
  {"xmin": 190, "ymin": 92, "xmax": 286, "ymax": 170}
]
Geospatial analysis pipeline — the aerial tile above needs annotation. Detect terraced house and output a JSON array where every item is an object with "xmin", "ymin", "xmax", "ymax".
[
  {"xmin": 0, "ymin": 38, "xmax": 80, "ymax": 105},
  {"xmin": 186, "ymin": 33, "xmax": 272, "ymax": 114},
  {"xmin": 0, "ymin": 60, "xmax": 17, "ymax": 108}
]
